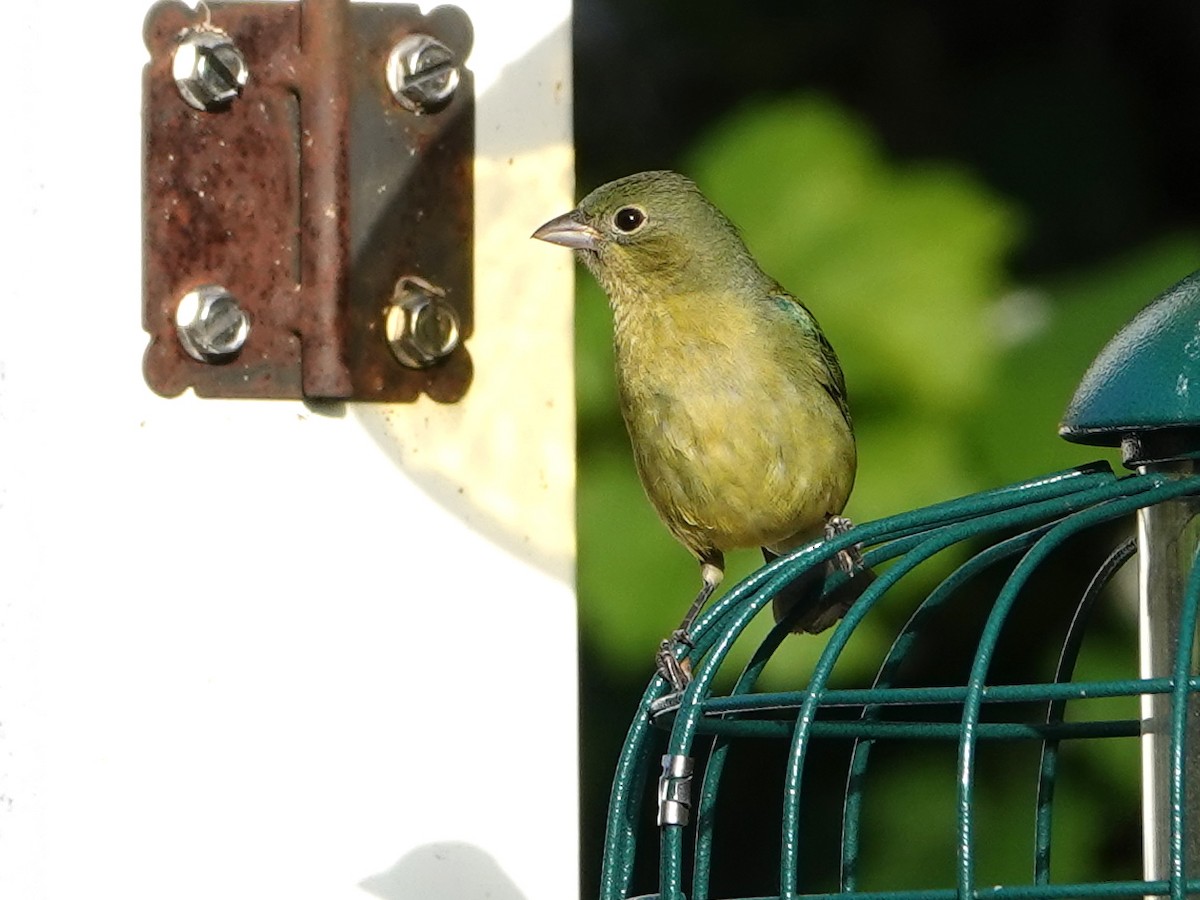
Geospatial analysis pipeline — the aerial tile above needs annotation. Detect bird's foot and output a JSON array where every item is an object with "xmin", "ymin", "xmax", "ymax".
[
  {"xmin": 825, "ymin": 515, "xmax": 865, "ymax": 576},
  {"xmin": 656, "ymin": 639, "xmax": 693, "ymax": 692},
  {"xmin": 670, "ymin": 628, "xmax": 695, "ymax": 648}
]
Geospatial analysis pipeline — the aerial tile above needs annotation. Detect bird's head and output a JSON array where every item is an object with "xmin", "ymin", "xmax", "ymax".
[{"xmin": 532, "ymin": 170, "xmax": 764, "ymax": 301}]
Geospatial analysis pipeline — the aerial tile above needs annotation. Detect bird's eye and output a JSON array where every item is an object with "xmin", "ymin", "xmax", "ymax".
[{"xmin": 613, "ymin": 206, "xmax": 646, "ymax": 233}]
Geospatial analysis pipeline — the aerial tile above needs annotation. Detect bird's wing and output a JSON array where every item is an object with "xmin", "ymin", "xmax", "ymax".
[{"xmin": 769, "ymin": 292, "xmax": 853, "ymax": 428}]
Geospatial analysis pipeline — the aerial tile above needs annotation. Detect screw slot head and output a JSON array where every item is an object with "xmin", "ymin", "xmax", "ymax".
[
  {"xmin": 175, "ymin": 285, "xmax": 251, "ymax": 363},
  {"xmin": 173, "ymin": 28, "xmax": 249, "ymax": 111},
  {"xmin": 385, "ymin": 34, "xmax": 460, "ymax": 114},
  {"xmin": 386, "ymin": 277, "xmax": 460, "ymax": 368}
]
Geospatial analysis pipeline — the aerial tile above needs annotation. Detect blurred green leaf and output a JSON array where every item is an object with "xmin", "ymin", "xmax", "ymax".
[
  {"xmin": 967, "ymin": 234, "xmax": 1200, "ymax": 486},
  {"xmin": 688, "ymin": 95, "xmax": 1021, "ymax": 415}
]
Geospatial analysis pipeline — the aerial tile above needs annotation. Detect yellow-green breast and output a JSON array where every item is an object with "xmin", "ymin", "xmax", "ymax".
[{"xmin": 613, "ymin": 287, "xmax": 856, "ymax": 560}]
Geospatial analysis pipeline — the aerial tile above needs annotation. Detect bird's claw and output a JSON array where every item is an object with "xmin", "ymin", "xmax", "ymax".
[
  {"xmin": 825, "ymin": 515, "xmax": 853, "ymax": 538},
  {"xmin": 825, "ymin": 515, "xmax": 865, "ymax": 576},
  {"xmin": 656, "ymin": 639, "xmax": 693, "ymax": 692},
  {"xmin": 670, "ymin": 628, "xmax": 695, "ymax": 649}
]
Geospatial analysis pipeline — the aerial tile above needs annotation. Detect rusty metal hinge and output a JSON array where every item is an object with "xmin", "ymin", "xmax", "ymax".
[{"xmin": 142, "ymin": 0, "xmax": 474, "ymax": 401}]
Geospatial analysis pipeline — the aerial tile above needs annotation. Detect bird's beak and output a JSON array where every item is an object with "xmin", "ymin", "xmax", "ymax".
[{"xmin": 531, "ymin": 211, "xmax": 602, "ymax": 251}]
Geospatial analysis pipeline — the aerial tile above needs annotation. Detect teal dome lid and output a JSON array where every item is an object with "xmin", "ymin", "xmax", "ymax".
[{"xmin": 1060, "ymin": 268, "xmax": 1200, "ymax": 464}]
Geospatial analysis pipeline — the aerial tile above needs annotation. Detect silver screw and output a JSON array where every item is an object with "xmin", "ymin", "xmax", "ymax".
[
  {"xmin": 175, "ymin": 285, "xmax": 251, "ymax": 363},
  {"xmin": 385, "ymin": 35, "xmax": 460, "ymax": 114},
  {"xmin": 385, "ymin": 277, "xmax": 460, "ymax": 368},
  {"xmin": 172, "ymin": 28, "xmax": 249, "ymax": 111}
]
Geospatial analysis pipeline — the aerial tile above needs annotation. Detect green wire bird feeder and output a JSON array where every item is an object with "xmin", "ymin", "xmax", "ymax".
[{"xmin": 599, "ymin": 270, "xmax": 1200, "ymax": 900}]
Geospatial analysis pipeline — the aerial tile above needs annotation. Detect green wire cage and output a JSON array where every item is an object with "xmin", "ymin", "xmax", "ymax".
[{"xmin": 599, "ymin": 271, "xmax": 1200, "ymax": 900}]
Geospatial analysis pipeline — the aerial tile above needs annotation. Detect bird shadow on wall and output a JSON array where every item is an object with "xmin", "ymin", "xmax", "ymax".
[{"xmin": 360, "ymin": 842, "xmax": 528, "ymax": 900}]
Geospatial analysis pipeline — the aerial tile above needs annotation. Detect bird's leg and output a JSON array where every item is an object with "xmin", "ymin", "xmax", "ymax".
[
  {"xmin": 674, "ymin": 558, "xmax": 724, "ymax": 644},
  {"xmin": 825, "ymin": 514, "xmax": 865, "ymax": 575},
  {"xmin": 656, "ymin": 555, "xmax": 724, "ymax": 691}
]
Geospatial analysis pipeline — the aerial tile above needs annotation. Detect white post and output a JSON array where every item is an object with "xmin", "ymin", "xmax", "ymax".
[{"xmin": 1, "ymin": 3, "xmax": 577, "ymax": 900}]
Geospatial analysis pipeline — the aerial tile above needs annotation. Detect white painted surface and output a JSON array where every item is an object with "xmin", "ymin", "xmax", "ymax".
[{"xmin": 1, "ymin": 3, "xmax": 577, "ymax": 900}]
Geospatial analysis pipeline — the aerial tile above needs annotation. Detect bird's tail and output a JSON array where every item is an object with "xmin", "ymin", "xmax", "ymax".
[{"xmin": 763, "ymin": 547, "xmax": 876, "ymax": 634}]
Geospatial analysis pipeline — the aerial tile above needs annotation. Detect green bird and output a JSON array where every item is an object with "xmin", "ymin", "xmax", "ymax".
[{"xmin": 533, "ymin": 170, "xmax": 870, "ymax": 689}]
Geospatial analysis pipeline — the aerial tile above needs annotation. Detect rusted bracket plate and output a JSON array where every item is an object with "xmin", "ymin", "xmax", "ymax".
[{"xmin": 142, "ymin": 0, "xmax": 473, "ymax": 401}]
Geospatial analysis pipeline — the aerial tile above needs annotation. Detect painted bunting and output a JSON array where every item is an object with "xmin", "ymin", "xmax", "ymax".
[{"xmin": 533, "ymin": 171, "xmax": 870, "ymax": 689}]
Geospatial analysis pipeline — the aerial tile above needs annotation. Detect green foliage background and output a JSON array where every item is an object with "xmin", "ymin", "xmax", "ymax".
[
  {"xmin": 579, "ymin": 92, "xmax": 1200, "ymax": 673},
  {"xmin": 574, "ymin": 86, "xmax": 1200, "ymax": 896},
  {"xmin": 568, "ymin": 4, "xmax": 1200, "ymax": 894}
]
